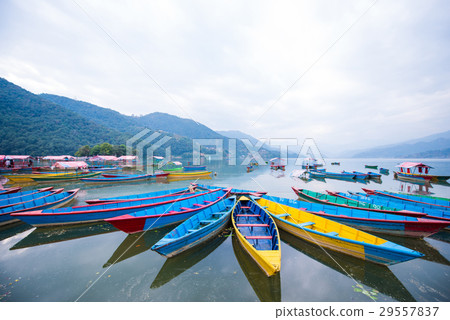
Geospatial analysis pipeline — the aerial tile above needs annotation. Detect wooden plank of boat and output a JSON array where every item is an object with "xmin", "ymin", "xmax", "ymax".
[
  {"xmin": 255, "ymin": 196, "xmax": 424, "ymax": 265},
  {"xmin": 151, "ymin": 196, "xmax": 236, "ymax": 257},
  {"xmin": 106, "ymin": 188, "xmax": 231, "ymax": 234},
  {"xmin": 10, "ymin": 189, "xmax": 216, "ymax": 227},
  {"xmin": 231, "ymin": 196, "xmax": 280, "ymax": 277},
  {"xmin": 1, "ymin": 189, "xmax": 79, "ymax": 226},
  {"xmin": 335, "ymin": 191, "xmax": 450, "ymax": 221},
  {"xmin": 362, "ymin": 189, "xmax": 450, "ymax": 209},
  {"xmin": 265, "ymin": 194, "xmax": 450, "ymax": 238},
  {"xmin": 85, "ymin": 186, "xmax": 195, "ymax": 204},
  {"xmin": 293, "ymin": 188, "xmax": 425, "ymax": 217}
]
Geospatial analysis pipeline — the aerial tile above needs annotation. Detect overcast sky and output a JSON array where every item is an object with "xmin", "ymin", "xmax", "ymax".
[{"xmin": 1, "ymin": 0, "xmax": 449, "ymax": 154}]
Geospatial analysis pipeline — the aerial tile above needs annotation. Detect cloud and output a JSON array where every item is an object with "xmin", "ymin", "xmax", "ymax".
[{"xmin": 0, "ymin": 0, "xmax": 449, "ymax": 152}]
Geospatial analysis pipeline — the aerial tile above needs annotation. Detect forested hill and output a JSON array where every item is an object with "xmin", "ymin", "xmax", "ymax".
[
  {"xmin": 41, "ymin": 94, "xmax": 225, "ymax": 139},
  {"xmin": 0, "ymin": 78, "xmax": 128, "ymax": 155}
]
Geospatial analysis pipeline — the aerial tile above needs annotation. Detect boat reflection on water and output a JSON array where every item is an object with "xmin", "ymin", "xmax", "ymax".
[
  {"xmin": 279, "ymin": 230, "xmax": 416, "ymax": 302},
  {"xmin": 0, "ymin": 222, "xmax": 33, "ymax": 242},
  {"xmin": 428, "ymin": 229, "xmax": 450, "ymax": 244},
  {"xmin": 231, "ymin": 233, "xmax": 281, "ymax": 302},
  {"xmin": 10, "ymin": 222, "xmax": 118, "ymax": 250},
  {"xmin": 150, "ymin": 229, "xmax": 229, "ymax": 289},
  {"xmin": 103, "ymin": 226, "xmax": 175, "ymax": 268},
  {"xmin": 374, "ymin": 232, "xmax": 450, "ymax": 267},
  {"xmin": 398, "ymin": 181, "xmax": 433, "ymax": 195}
]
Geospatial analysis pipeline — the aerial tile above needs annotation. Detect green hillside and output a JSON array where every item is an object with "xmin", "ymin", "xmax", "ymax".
[{"xmin": 0, "ymin": 78, "xmax": 128, "ymax": 155}]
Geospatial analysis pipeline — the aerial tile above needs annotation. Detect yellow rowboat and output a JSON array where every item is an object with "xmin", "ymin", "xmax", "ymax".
[
  {"xmin": 231, "ymin": 196, "xmax": 281, "ymax": 277},
  {"xmin": 167, "ymin": 171, "xmax": 212, "ymax": 178},
  {"xmin": 3, "ymin": 172, "xmax": 82, "ymax": 182},
  {"xmin": 255, "ymin": 196, "xmax": 423, "ymax": 265}
]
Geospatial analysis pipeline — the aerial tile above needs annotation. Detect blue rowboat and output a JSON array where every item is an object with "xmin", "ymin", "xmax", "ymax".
[
  {"xmin": 263, "ymin": 194, "xmax": 450, "ymax": 238},
  {"xmin": 309, "ymin": 171, "xmax": 326, "ymax": 179},
  {"xmin": 80, "ymin": 173, "xmax": 168, "ymax": 183},
  {"xmin": 344, "ymin": 171, "xmax": 368, "ymax": 179},
  {"xmin": 367, "ymin": 171, "xmax": 382, "ymax": 179},
  {"xmin": 2, "ymin": 189, "xmax": 79, "ymax": 226},
  {"xmin": 151, "ymin": 196, "xmax": 236, "ymax": 257},
  {"xmin": 0, "ymin": 187, "xmax": 53, "ymax": 201},
  {"xmin": 342, "ymin": 192, "xmax": 450, "ymax": 221},
  {"xmin": 183, "ymin": 165, "xmax": 206, "ymax": 172},
  {"xmin": 10, "ymin": 189, "xmax": 213, "ymax": 227},
  {"xmin": 380, "ymin": 168, "xmax": 389, "ymax": 175},
  {"xmin": 85, "ymin": 186, "xmax": 195, "ymax": 204},
  {"xmin": 231, "ymin": 196, "xmax": 281, "ymax": 276},
  {"xmin": 324, "ymin": 171, "xmax": 355, "ymax": 180},
  {"xmin": 106, "ymin": 188, "xmax": 231, "ymax": 234},
  {"xmin": 0, "ymin": 187, "xmax": 22, "ymax": 195},
  {"xmin": 363, "ymin": 189, "xmax": 450, "ymax": 209},
  {"xmin": 255, "ymin": 196, "xmax": 424, "ymax": 265},
  {"xmin": 0, "ymin": 188, "xmax": 59, "ymax": 210}
]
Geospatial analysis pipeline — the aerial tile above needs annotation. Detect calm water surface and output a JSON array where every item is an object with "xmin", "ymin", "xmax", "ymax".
[{"xmin": 1, "ymin": 159, "xmax": 449, "ymax": 302}]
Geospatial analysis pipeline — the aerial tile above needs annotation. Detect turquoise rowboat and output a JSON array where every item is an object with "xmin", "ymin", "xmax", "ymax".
[
  {"xmin": 151, "ymin": 196, "xmax": 236, "ymax": 257},
  {"xmin": 254, "ymin": 195, "xmax": 424, "ymax": 265}
]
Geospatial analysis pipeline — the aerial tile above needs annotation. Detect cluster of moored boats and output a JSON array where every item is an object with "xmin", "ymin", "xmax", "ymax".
[{"xmin": 1, "ymin": 183, "xmax": 449, "ymax": 277}]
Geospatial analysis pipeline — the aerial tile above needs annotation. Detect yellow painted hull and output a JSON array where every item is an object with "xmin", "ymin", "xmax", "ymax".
[
  {"xmin": 256, "ymin": 198, "xmax": 387, "ymax": 261},
  {"xmin": 231, "ymin": 198, "xmax": 281, "ymax": 277},
  {"xmin": 168, "ymin": 171, "xmax": 212, "ymax": 177},
  {"xmin": 4, "ymin": 172, "xmax": 80, "ymax": 182}
]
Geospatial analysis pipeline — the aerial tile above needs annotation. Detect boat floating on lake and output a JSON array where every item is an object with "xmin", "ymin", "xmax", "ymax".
[
  {"xmin": 255, "ymin": 195, "xmax": 424, "ymax": 265},
  {"xmin": 394, "ymin": 162, "xmax": 450, "ymax": 183},
  {"xmin": 231, "ymin": 196, "xmax": 281, "ymax": 276}
]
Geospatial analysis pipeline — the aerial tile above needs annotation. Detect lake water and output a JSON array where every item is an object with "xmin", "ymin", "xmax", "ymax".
[{"xmin": 1, "ymin": 158, "xmax": 449, "ymax": 302}]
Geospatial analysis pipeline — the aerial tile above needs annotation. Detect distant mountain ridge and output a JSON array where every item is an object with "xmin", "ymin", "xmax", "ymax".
[
  {"xmin": 351, "ymin": 130, "xmax": 450, "ymax": 158},
  {"xmin": 41, "ymin": 94, "xmax": 278, "ymax": 159}
]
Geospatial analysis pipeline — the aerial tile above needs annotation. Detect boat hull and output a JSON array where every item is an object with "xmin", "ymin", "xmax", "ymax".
[
  {"xmin": 106, "ymin": 189, "xmax": 231, "ymax": 234},
  {"xmin": 257, "ymin": 197, "xmax": 423, "ymax": 265},
  {"xmin": 151, "ymin": 198, "xmax": 235, "ymax": 257}
]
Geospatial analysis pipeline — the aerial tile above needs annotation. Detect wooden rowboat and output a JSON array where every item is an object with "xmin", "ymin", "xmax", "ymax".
[
  {"xmin": 28, "ymin": 172, "xmax": 101, "ymax": 183},
  {"xmin": 293, "ymin": 188, "xmax": 425, "ymax": 217},
  {"xmin": 332, "ymin": 191, "xmax": 450, "ymax": 222},
  {"xmin": 0, "ymin": 187, "xmax": 58, "ymax": 210},
  {"xmin": 264, "ymin": 194, "xmax": 450, "ymax": 238},
  {"xmin": 10, "ymin": 189, "xmax": 213, "ymax": 227},
  {"xmin": 231, "ymin": 196, "xmax": 281, "ymax": 277},
  {"xmin": 0, "ymin": 187, "xmax": 22, "ymax": 195},
  {"xmin": 362, "ymin": 189, "xmax": 450, "ymax": 209},
  {"xmin": 365, "ymin": 165, "xmax": 378, "ymax": 169},
  {"xmin": 106, "ymin": 188, "xmax": 231, "ymax": 234},
  {"xmin": 2, "ymin": 189, "xmax": 79, "ymax": 226},
  {"xmin": 80, "ymin": 173, "xmax": 168, "ymax": 183},
  {"xmin": 255, "ymin": 196, "xmax": 424, "ymax": 265},
  {"xmin": 85, "ymin": 186, "xmax": 196, "ymax": 205},
  {"xmin": 0, "ymin": 187, "xmax": 53, "ymax": 201},
  {"xmin": 168, "ymin": 171, "xmax": 212, "ymax": 178},
  {"xmin": 151, "ymin": 196, "xmax": 236, "ymax": 257}
]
